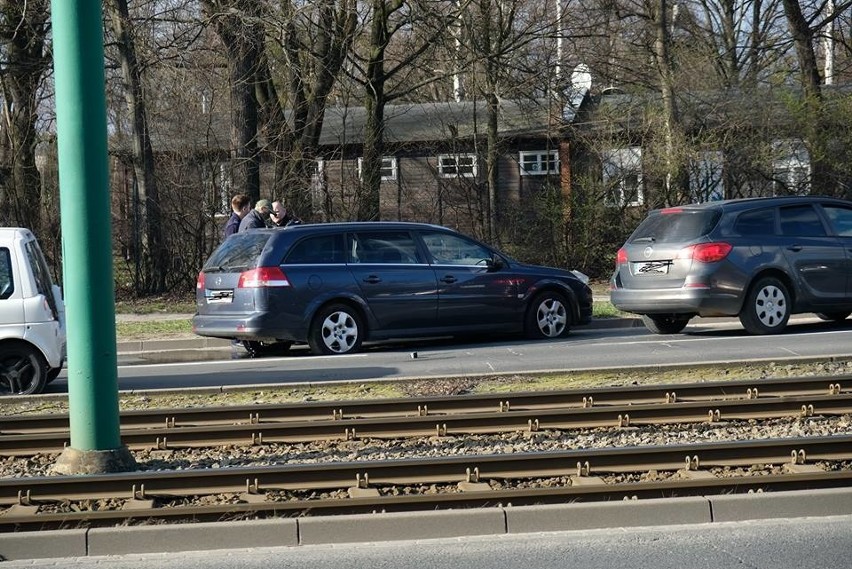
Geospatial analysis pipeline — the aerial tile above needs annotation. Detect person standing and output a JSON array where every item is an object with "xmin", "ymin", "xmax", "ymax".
[
  {"xmin": 239, "ymin": 199, "xmax": 274, "ymax": 232},
  {"xmin": 271, "ymin": 200, "xmax": 301, "ymax": 227},
  {"xmin": 223, "ymin": 194, "xmax": 251, "ymax": 238}
]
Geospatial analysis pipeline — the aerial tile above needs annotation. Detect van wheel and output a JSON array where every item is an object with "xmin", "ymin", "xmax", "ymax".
[
  {"xmin": 740, "ymin": 277, "xmax": 790, "ymax": 334},
  {"xmin": 242, "ymin": 340, "xmax": 292, "ymax": 358},
  {"xmin": 641, "ymin": 314, "xmax": 690, "ymax": 334},
  {"xmin": 815, "ymin": 311, "xmax": 850, "ymax": 322},
  {"xmin": 309, "ymin": 304, "xmax": 364, "ymax": 355},
  {"xmin": 525, "ymin": 292, "xmax": 571, "ymax": 339},
  {"xmin": 0, "ymin": 344, "xmax": 47, "ymax": 395},
  {"xmin": 46, "ymin": 367, "xmax": 63, "ymax": 384}
]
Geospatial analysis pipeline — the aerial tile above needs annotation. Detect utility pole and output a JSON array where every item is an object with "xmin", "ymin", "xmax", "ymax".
[{"xmin": 50, "ymin": 0, "xmax": 136, "ymax": 474}]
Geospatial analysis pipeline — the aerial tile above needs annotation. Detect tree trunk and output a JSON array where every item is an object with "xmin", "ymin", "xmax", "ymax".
[
  {"xmin": 0, "ymin": 1, "xmax": 49, "ymax": 234},
  {"xmin": 781, "ymin": 0, "xmax": 835, "ymax": 195},
  {"xmin": 106, "ymin": 0, "xmax": 166, "ymax": 294},
  {"xmin": 202, "ymin": 1, "xmax": 262, "ymax": 202}
]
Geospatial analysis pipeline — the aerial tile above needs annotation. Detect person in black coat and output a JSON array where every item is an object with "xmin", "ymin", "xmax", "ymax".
[{"xmin": 238, "ymin": 199, "xmax": 274, "ymax": 232}]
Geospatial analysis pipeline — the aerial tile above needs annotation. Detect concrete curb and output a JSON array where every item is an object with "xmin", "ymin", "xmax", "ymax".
[{"xmin": 2, "ymin": 488, "xmax": 851, "ymax": 560}]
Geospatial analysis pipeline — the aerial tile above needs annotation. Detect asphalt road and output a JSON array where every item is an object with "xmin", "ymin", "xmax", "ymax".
[{"xmin": 46, "ymin": 316, "xmax": 852, "ymax": 393}]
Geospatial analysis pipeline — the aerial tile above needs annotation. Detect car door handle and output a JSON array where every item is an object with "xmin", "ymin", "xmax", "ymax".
[
  {"xmin": 363, "ymin": 275, "xmax": 382, "ymax": 284},
  {"xmin": 440, "ymin": 275, "xmax": 457, "ymax": 284},
  {"xmin": 787, "ymin": 245, "xmax": 803, "ymax": 252}
]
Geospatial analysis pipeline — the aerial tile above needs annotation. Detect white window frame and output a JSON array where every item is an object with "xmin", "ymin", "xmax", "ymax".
[
  {"xmin": 602, "ymin": 147, "xmax": 644, "ymax": 207},
  {"xmin": 519, "ymin": 150, "xmax": 559, "ymax": 176},
  {"xmin": 438, "ymin": 153, "xmax": 477, "ymax": 178},
  {"xmin": 772, "ymin": 139, "xmax": 810, "ymax": 196},
  {"xmin": 356, "ymin": 156, "xmax": 398, "ymax": 181}
]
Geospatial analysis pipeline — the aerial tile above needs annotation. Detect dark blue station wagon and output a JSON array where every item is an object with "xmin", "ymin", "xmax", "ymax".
[{"xmin": 193, "ymin": 222, "xmax": 593, "ymax": 356}]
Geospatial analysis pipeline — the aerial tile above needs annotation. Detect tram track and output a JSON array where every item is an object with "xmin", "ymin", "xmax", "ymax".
[
  {"xmin": 2, "ymin": 375, "xmax": 851, "ymax": 457},
  {"xmin": 2, "ymin": 435, "xmax": 852, "ymax": 531},
  {"xmin": 2, "ymin": 374, "xmax": 852, "ymax": 534}
]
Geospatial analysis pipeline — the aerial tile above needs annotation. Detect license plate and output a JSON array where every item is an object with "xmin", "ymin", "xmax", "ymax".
[
  {"xmin": 633, "ymin": 261, "xmax": 670, "ymax": 275},
  {"xmin": 205, "ymin": 290, "xmax": 234, "ymax": 304}
]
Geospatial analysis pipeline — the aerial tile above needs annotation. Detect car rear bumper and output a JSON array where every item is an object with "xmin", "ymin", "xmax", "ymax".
[
  {"xmin": 610, "ymin": 287, "xmax": 742, "ymax": 316},
  {"xmin": 192, "ymin": 314, "xmax": 305, "ymax": 342}
]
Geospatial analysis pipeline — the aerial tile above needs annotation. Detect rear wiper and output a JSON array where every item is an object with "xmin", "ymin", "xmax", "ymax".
[
  {"xmin": 632, "ymin": 237, "xmax": 656, "ymax": 243},
  {"xmin": 206, "ymin": 264, "xmax": 245, "ymax": 273}
]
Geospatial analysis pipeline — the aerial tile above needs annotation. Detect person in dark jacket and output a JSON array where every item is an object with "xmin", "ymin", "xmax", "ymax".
[
  {"xmin": 271, "ymin": 200, "xmax": 301, "ymax": 227},
  {"xmin": 238, "ymin": 199, "xmax": 274, "ymax": 232},
  {"xmin": 223, "ymin": 194, "xmax": 251, "ymax": 238}
]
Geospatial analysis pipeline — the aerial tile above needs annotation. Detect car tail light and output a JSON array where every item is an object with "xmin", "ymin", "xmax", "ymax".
[
  {"xmin": 238, "ymin": 267, "xmax": 290, "ymax": 288},
  {"xmin": 616, "ymin": 248, "xmax": 628, "ymax": 265},
  {"xmin": 196, "ymin": 271, "xmax": 205, "ymax": 290},
  {"xmin": 678, "ymin": 242, "xmax": 732, "ymax": 263}
]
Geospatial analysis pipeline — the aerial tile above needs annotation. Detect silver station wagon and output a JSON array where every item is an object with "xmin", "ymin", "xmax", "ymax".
[
  {"xmin": 193, "ymin": 221, "xmax": 593, "ymax": 356},
  {"xmin": 610, "ymin": 196, "xmax": 852, "ymax": 335}
]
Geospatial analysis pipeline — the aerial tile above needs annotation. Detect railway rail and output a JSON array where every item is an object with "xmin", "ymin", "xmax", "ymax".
[
  {"xmin": 2, "ymin": 375, "xmax": 851, "ymax": 457},
  {"xmin": 3, "ymin": 374, "xmax": 852, "ymax": 533},
  {"xmin": 2, "ymin": 435, "xmax": 852, "ymax": 531}
]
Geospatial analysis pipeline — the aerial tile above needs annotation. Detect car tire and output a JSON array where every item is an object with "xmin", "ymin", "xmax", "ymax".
[
  {"xmin": 0, "ymin": 343, "xmax": 47, "ymax": 395},
  {"xmin": 242, "ymin": 340, "xmax": 293, "ymax": 358},
  {"xmin": 525, "ymin": 291, "xmax": 571, "ymax": 339},
  {"xmin": 309, "ymin": 303, "xmax": 364, "ymax": 355},
  {"xmin": 46, "ymin": 367, "xmax": 63, "ymax": 384},
  {"xmin": 641, "ymin": 314, "xmax": 690, "ymax": 334},
  {"xmin": 815, "ymin": 311, "xmax": 851, "ymax": 322},
  {"xmin": 739, "ymin": 277, "xmax": 790, "ymax": 334}
]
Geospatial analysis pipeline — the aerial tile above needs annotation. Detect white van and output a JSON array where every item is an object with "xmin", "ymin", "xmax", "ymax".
[{"xmin": 0, "ymin": 228, "xmax": 66, "ymax": 395}]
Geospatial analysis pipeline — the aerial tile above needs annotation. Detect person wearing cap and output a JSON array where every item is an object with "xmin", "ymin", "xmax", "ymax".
[
  {"xmin": 238, "ymin": 199, "xmax": 274, "ymax": 232},
  {"xmin": 224, "ymin": 194, "xmax": 251, "ymax": 238}
]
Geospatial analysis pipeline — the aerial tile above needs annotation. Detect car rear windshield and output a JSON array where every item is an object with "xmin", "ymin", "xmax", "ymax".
[
  {"xmin": 629, "ymin": 208, "xmax": 722, "ymax": 244},
  {"xmin": 203, "ymin": 232, "xmax": 271, "ymax": 272}
]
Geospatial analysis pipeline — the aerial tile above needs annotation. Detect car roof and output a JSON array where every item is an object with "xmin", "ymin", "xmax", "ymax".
[
  {"xmin": 652, "ymin": 195, "xmax": 851, "ymax": 214},
  {"xmin": 277, "ymin": 221, "xmax": 453, "ymax": 232}
]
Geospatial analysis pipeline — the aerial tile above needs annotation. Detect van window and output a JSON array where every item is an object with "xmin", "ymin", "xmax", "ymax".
[
  {"xmin": 285, "ymin": 234, "xmax": 344, "ymax": 264},
  {"xmin": 0, "ymin": 248, "xmax": 13, "ymax": 299},
  {"xmin": 24, "ymin": 240, "xmax": 59, "ymax": 318}
]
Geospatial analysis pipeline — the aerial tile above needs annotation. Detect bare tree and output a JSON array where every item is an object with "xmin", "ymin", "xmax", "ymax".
[
  {"xmin": 106, "ymin": 0, "xmax": 167, "ymax": 293},
  {"xmin": 351, "ymin": 0, "xmax": 456, "ymax": 221},
  {"xmin": 256, "ymin": 0, "xmax": 358, "ymax": 218},
  {"xmin": 201, "ymin": 0, "xmax": 263, "ymax": 202},
  {"xmin": 0, "ymin": 0, "xmax": 49, "ymax": 233}
]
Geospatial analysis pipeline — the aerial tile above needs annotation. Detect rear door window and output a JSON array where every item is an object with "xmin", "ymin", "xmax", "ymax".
[
  {"xmin": 0, "ymin": 248, "xmax": 13, "ymax": 299},
  {"xmin": 203, "ymin": 232, "xmax": 271, "ymax": 271},
  {"xmin": 285, "ymin": 234, "xmax": 345, "ymax": 264},
  {"xmin": 780, "ymin": 205, "xmax": 826, "ymax": 237},
  {"xmin": 733, "ymin": 208, "xmax": 776, "ymax": 236},
  {"xmin": 630, "ymin": 208, "xmax": 722, "ymax": 243}
]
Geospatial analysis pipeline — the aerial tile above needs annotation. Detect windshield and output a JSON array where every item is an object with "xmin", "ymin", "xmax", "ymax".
[
  {"xmin": 203, "ymin": 233, "xmax": 271, "ymax": 272},
  {"xmin": 630, "ymin": 208, "xmax": 722, "ymax": 244}
]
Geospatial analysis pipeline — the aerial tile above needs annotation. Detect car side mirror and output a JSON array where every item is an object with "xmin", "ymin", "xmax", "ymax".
[{"xmin": 486, "ymin": 255, "xmax": 504, "ymax": 272}]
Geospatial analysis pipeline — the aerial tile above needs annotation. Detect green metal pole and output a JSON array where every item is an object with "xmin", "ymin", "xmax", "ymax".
[{"xmin": 51, "ymin": 0, "xmax": 122, "ymax": 453}]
